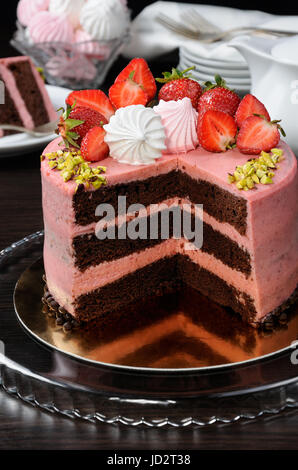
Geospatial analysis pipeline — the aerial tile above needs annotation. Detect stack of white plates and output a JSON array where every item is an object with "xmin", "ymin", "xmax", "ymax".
[{"xmin": 178, "ymin": 46, "xmax": 251, "ymax": 95}]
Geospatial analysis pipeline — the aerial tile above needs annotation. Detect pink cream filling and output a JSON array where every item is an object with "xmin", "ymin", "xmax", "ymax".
[
  {"xmin": 43, "ymin": 194, "xmax": 250, "ymax": 251},
  {"xmin": 45, "ymin": 238, "xmax": 255, "ymax": 317}
]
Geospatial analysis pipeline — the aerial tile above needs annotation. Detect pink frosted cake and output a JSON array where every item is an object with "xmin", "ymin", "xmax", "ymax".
[
  {"xmin": 41, "ymin": 59, "xmax": 298, "ymax": 331},
  {"xmin": 0, "ymin": 56, "xmax": 57, "ymax": 137}
]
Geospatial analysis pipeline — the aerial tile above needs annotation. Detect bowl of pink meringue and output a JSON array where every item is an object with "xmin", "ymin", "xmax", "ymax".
[{"xmin": 11, "ymin": 0, "xmax": 131, "ymax": 90}]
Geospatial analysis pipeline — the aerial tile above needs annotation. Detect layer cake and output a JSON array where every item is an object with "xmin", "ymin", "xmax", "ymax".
[{"xmin": 41, "ymin": 138, "xmax": 298, "ymax": 327}]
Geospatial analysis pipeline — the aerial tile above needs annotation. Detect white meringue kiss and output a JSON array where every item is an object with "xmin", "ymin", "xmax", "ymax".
[
  {"xmin": 49, "ymin": 0, "xmax": 84, "ymax": 29},
  {"xmin": 104, "ymin": 105, "xmax": 166, "ymax": 166},
  {"xmin": 80, "ymin": 0, "xmax": 129, "ymax": 41},
  {"xmin": 153, "ymin": 97, "xmax": 199, "ymax": 154}
]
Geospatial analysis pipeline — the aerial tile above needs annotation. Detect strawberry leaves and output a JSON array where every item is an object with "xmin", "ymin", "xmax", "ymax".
[
  {"xmin": 57, "ymin": 102, "xmax": 84, "ymax": 149},
  {"xmin": 155, "ymin": 66, "xmax": 195, "ymax": 84}
]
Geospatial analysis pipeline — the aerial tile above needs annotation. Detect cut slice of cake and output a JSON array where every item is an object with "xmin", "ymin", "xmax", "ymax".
[{"xmin": 0, "ymin": 56, "xmax": 57, "ymax": 137}]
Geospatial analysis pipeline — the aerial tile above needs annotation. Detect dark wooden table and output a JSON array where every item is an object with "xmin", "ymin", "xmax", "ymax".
[{"xmin": 1, "ymin": 23, "xmax": 298, "ymax": 452}]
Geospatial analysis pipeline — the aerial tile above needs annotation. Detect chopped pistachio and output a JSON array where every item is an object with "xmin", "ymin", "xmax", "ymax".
[
  {"xmin": 256, "ymin": 168, "xmax": 266, "ymax": 179},
  {"xmin": 246, "ymin": 177, "xmax": 255, "ymax": 189},
  {"xmin": 44, "ymin": 150, "xmax": 107, "ymax": 190},
  {"xmin": 271, "ymin": 148, "xmax": 284, "ymax": 157},
  {"xmin": 227, "ymin": 148, "xmax": 284, "ymax": 191},
  {"xmin": 252, "ymin": 174, "xmax": 260, "ymax": 184},
  {"xmin": 260, "ymin": 175, "xmax": 273, "ymax": 185}
]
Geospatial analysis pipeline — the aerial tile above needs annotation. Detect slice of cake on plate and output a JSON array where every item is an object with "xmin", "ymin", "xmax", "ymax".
[
  {"xmin": 0, "ymin": 56, "xmax": 57, "ymax": 137},
  {"xmin": 40, "ymin": 59, "xmax": 298, "ymax": 331}
]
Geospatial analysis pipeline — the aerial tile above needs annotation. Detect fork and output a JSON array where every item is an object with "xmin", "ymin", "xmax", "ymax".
[
  {"xmin": 156, "ymin": 13, "xmax": 298, "ymax": 42},
  {"xmin": 0, "ymin": 119, "xmax": 59, "ymax": 137},
  {"xmin": 180, "ymin": 8, "xmax": 221, "ymax": 35}
]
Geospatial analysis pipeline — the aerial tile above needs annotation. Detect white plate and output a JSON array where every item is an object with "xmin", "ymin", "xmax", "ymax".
[
  {"xmin": 179, "ymin": 61, "xmax": 251, "ymax": 85},
  {"xmin": 180, "ymin": 47, "xmax": 248, "ymax": 69},
  {"xmin": 177, "ymin": 63, "xmax": 251, "ymax": 95},
  {"xmin": 180, "ymin": 52, "xmax": 250, "ymax": 78},
  {"xmin": 195, "ymin": 71, "xmax": 251, "ymax": 85},
  {"xmin": 0, "ymin": 85, "xmax": 71, "ymax": 157}
]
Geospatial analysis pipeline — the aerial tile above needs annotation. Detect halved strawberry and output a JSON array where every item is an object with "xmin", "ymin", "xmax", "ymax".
[
  {"xmin": 236, "ymin": 115, "xmax": 284, "ymax": 155},
  {"xmin": 197, "ymin": 110, "xmax": 237, "ymax": 153},
  {"xmin": 109, "ymin": 78, "xmax": 148, "ymax": 109},
  {"xmin": 114, "ymin": 58, "xmax": 157, "ymax": 102},
  {"xmin": 66, "ymin": 90, "xmax": 115, "ymax": 121},
  {"xmin": 81, "ymin": 126, "xmax": 109, "ymax": 162},
  {"xmin": 235, "ymin": 94, "xmax": 270, "ymax": 128},
  {"xmin": 57, "ymin": 105, "xmax": 108, "ymax": 148}
]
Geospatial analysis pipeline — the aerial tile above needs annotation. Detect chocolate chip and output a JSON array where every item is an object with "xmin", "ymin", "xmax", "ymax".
[
  {"xmin": 50, "ymin": 300, "xmax": 59, "ymax": 309},
  {"xmin": 278, "ymin": 312, "xmax": 288, "ymax": 325},
  {"xmin": 71, "ymin": 319, "xmax": 80, "ymax": 329},
  {"xmin": 264, "ymin": 319, "xmax": 274, "ymax": 331},
  {"xmin": 63, "ymin": 322, "xmax": 72, "ymax": 332}
]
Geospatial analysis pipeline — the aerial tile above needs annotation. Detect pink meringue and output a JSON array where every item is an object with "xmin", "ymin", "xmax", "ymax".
[
  {"xmin": 153, "ymin": 98, "xmax": 199, "ymax": 154},
  {"xmin": 74, "ymin": 29, "xmax": 111, "ymax": 59},
  {"xmin": 46, "ymin": 53, "xmax": 96, "ymax": 81},
  {"xmin": 48, "ymin": 0, "xmax": 84, "ymax": 29},
  {"xmin": 28, "ymin": 11, "xmax": 74, "ymax": 44},
  {"xmin": 17, "ymin": 0, "xmax": 50, "ymax": 27}
]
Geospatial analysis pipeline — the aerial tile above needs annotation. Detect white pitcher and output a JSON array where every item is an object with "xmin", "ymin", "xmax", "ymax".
[{"xmin": 230, "ymin": 35, "xmax": 298, "ymax": 155}]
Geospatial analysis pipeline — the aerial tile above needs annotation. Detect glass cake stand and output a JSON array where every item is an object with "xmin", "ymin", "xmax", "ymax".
[{"xmin": 1, "ymin": 231, "xmax": 298, "ymax": 428}]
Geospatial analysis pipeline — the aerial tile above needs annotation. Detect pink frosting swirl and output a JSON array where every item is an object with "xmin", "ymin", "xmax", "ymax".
[
  {"xmin": 28, "ymin": 11, "xmax": 74, "ymax": 44},
  {"xmin": 17, "ymin": 0, "xmax": 50, "ymax": 27},
  {"xmin": 153, "ymin": 98, "xmax": 199, "ymax": 154}
]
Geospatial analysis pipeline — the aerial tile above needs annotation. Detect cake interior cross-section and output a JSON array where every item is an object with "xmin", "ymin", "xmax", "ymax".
[
  {"xmin": 39, "ymin": 57, "xmax": 298, "ymax": 331},
  {"xmin": 41, "ymin": 139, "xmax": 298, "ymax": 328}
]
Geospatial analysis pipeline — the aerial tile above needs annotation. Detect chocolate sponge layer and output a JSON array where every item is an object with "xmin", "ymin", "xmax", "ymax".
[
  {"xmin": 73, "ymin": 255, "xmax": 256, "ymax": 323},
  {"xmin": 73, "ymin": 210, "xmax": 251, "ymax": 276},
  {"xmin": 73, "ymin": 170, "xmax": 247, "ymax": 235}
]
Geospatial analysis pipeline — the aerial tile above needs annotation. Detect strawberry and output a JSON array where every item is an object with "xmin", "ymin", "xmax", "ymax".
[
  {"xmin": 236, "ymin": 115, "xmax": 285, "ymax": 155},
  {"xmin": 57, "ymin": 105, "xmax": 107, "ymax": 148},
  {"xmin": 156, "ymin": 66, "xmax": 202, "ymax": 109},
  {"xmin": 114, "ymin": 58, "xmax": 157, "ymax": 102},
  {"xmin": 109, "ymin": 77, "xmax": 148, "ymax": 109},
  {"xmin": 197, "ymin": 75, "xmax": 240, "ymax": 116},
  {"xmin": 235, "ymin": 94, "xmax": 270, "ymax": 128},
  {"xmin": 197, "ymin": 110, "xmax": 237, "ymax": 153},
  {"xmin": 80, "ymin": 126, "xmax": 109, "ymax": 162},
  {"xmin": 66, "ymin": 89, "xmax": 115, "ymax": 121}
]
